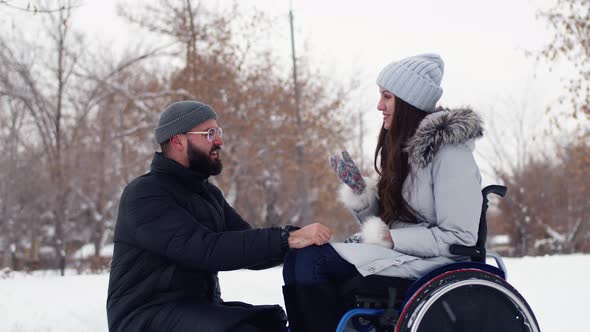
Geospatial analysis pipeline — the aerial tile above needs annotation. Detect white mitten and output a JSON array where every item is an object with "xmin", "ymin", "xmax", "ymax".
[{"xmin": 361, "ymin": 217, "xmax": 394, "ymax": 248}]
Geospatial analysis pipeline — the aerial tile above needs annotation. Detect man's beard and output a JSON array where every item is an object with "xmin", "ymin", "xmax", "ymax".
[{"xmin": 187, "ymin": 140, "xmax": 223, "ymax": 176}]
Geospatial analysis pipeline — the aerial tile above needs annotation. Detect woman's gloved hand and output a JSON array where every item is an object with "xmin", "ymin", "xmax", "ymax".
[
  {"xmin": 329, "ymin": 151, "xmax": 366, "ymax": 195},
  {"xmin": 361, "ymin": 217, "xmax": 394, "ymax": 249}
]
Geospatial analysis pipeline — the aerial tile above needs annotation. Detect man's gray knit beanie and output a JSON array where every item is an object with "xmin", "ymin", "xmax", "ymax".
[
  {"xmin": 155, "ymin": 100, "xmax": 218, "ymax": 144},
  {"xmin": 376, "ymin": 53, "xmax": 444, "ymax": 112}
]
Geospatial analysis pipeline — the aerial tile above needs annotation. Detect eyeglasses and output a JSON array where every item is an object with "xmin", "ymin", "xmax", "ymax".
[{"xmin": 186, "ymin": 127, "xmax": 223, "ymax": 142}]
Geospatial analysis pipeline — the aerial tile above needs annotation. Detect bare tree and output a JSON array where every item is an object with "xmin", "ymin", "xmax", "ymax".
[
  {"xmin": 0, "ymin": 97, "xmax": 26, "ymax": 267},
  {"xmin": 482, "ymin": 93, "xmax": 590, "ymax": 255},
  {"xmin": 116, "ymin": 0, "xmax": 358, "ymax": 234},
  {"xmin": 535, "ymin": 0, "xmax": 590, "ymax": 121},
  {"xmin": 477, "ymin": 89, "xmax": 546, "ymax": 252},
  {"xmin": 0, "ymin": 0, "xmax": 362, "ymax": 273},
  {"xmin": 496, "ymin": 143, "xmax": 590, "ymax": 256},
  {"xmin": 481, "ymin": 0, "xmax": 590, "ymax": 256},
  {"xmin": 0, "ymin": 2, "xmax": 85, "ymax": 270}
]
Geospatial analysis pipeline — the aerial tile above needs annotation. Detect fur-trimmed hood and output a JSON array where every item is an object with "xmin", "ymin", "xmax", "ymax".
[{"xmin": 405, "ymin": 107, "xmax": 483, "ymax": 168}]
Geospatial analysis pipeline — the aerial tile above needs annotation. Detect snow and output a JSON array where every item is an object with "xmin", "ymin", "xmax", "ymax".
[
  {"xmin": 490, "ymin": 234, "xmax": 510, "ymax": 245},
  {"xmin": 72, "ymin": 244, "xmax": 114, "ymax": 260},
  {"xmin": 0, "ymin": 254, "xmax": 587, "ymax": 332}
]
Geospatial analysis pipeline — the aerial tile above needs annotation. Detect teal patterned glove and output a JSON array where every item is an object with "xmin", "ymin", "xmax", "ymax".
[{"xmin": 329, "ymin": 151, "xmax": 366, "ymax": 195}]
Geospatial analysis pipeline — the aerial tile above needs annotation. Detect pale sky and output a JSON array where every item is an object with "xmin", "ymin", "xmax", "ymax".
[
  {"xmin": 6, "ymin": 0, "xmax": 576, "ymax": 183},
  {"xmin": 71, "ymin": 0, "xmax": 567, "ymax": 106}
]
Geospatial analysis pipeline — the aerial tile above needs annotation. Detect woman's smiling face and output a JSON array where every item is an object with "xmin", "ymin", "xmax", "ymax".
[{"xmin": 377, "ymin": 87, "xmax": 396, "ymax": 129}]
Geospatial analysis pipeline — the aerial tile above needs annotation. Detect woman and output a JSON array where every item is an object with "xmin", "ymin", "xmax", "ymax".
[{"xmin": 282, "ymin": 53, "xmax": 484, "ymax": 331}]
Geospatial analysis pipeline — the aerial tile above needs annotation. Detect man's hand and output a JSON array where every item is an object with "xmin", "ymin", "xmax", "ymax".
[{"xmin": 288, "ymin": 223, "xmax": 332, "ymax": 249}]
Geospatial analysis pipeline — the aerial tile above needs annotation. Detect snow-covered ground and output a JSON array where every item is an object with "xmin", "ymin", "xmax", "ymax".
[{"xmin": 0, "ymin": 254, "xmax": 587, "ymax": 332}]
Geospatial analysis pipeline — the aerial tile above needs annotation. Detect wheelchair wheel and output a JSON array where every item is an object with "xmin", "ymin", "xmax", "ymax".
[{"xmin": 395, "ymin": 268, "xmax": 540, "ymax": 332}]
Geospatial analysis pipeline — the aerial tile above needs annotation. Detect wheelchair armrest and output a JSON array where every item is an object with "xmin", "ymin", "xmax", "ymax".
[
  {"xmin": 449, "ymin": 244, "xmax": 484, "ymax": 260},
  {"xmin": 482, "ymin": 185, "xmax": 507, "ymax": 198}
]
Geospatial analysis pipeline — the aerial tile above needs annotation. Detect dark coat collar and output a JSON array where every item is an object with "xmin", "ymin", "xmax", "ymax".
[{"xmin": 150, "ymin": 152, "xmax": 209, "ymax": 193}]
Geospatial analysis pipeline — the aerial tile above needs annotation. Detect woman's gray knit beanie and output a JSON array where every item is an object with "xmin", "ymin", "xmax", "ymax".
[{"xmin": 376, "ymin": 53, "xmax": 444, "ymax": 112}]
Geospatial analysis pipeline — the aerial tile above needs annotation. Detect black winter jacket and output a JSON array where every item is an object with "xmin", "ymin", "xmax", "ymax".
[{"xmin": 106, "ymin": 153, "xmax": 287, "ymax": 331}]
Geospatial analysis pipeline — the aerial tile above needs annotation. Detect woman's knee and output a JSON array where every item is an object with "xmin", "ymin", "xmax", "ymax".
[
  {"xmin": 286, "ymin": 245, "xmax": 341, "ymax": 285},
  {"xmin": 283, "ymin": 245, "xmax": 327, "ymax": 285},
  {"xmin": 286, "ymin": 245, "xmax": 329, "ymax": 270}
]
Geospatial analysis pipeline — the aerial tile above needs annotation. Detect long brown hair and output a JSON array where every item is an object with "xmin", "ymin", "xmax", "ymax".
[{"xmin": 374, "ymin": 97, "xmax": 427, "ymax": 224}]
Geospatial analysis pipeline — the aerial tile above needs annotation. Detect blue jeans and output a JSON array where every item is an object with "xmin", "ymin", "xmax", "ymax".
[{"xmin": 282, "ymin": 244, "xmax": 359, "ymax": 286}]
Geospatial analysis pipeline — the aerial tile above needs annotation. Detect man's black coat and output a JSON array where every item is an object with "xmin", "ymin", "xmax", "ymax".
[{"xmin": 107, "ymin": 153, "xmax": 287, "ymax": 331}]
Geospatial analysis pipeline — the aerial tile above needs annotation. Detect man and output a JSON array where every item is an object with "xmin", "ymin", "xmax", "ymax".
[{"xmin": 106, "ymin": 100, "xmax": 332, "ymax": 332}]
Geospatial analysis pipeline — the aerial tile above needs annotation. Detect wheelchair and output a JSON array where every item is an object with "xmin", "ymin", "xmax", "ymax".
[{"xmin": 334, "ymin": 185, "xmax": 541, "ymax": 332}]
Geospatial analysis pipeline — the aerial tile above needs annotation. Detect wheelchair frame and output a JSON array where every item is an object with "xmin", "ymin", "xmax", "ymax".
[{"xmin": 335, "ymin": 185, "xmax": 540, "ymax": 332}]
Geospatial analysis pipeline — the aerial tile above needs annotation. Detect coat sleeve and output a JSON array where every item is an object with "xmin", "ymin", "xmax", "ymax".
[
  {"xmin": 123, "ymin": 182, "xmax": 285, "ymax": 272},
  {"xmin": 219, "ymin": 192, "xmax": 286, "ymax": 270},
  {"xmin": 338, "ymin": 177, "xmax": 380, "ymax": 223},
  {"xmin": 390, "ymin": 144, "xmax": 482, "ymax": 258}
]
